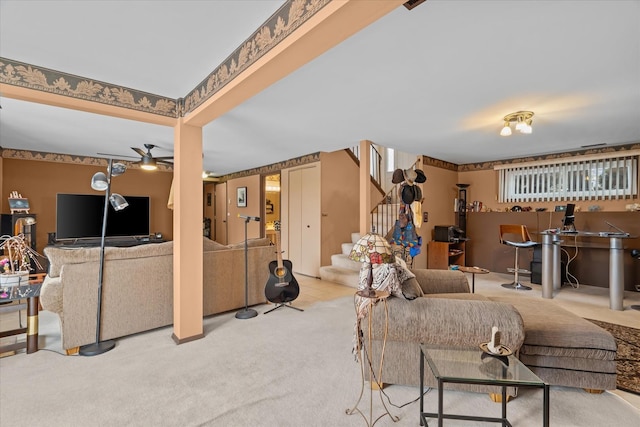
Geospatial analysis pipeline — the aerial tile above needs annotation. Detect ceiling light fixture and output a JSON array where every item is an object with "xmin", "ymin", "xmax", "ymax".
[
  {"xmin": 140, "ymin": 156, "xmax": 158, "ymax": 171},
  {"xmin": 500, "ymin": 111, "xmax": 534, "ymax": 136}
]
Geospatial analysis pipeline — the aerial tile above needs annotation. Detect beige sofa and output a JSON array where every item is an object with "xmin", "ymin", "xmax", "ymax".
[
  {"xmin": 368, "ymin": 269, "xmax": 617, "ymax": 392},
  {"xmin": 40, "ymin": 237, "xmax": 275, "ymax": 353}
]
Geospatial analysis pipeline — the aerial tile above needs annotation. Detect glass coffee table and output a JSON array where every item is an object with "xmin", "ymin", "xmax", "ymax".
[{"xmin": 419, "ymin": 344, "xmax": 549, "ymax": 427}]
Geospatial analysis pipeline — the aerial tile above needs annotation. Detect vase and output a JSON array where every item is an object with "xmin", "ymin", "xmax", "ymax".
[{"xmin": 0, "ymin": 271, "xmax": 29, "ymax": 287}]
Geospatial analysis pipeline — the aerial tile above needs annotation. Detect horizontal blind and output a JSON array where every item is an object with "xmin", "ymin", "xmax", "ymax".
[{"xmin": 498, "ymin": 155, "xmax": 638, "ymax": 203}]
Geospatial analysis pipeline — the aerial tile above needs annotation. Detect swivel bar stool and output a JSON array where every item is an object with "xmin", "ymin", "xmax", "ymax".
[{"xmin": 499, "ymin": 224, "xmax": 538, "ymax": 291}]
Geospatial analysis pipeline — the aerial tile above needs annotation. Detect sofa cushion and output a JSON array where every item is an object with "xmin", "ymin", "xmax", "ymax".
[
  {"xmin": 203, "ymin": 237, "xmax": 230, "ymax": 251},
  {"xmin": 491, "ymin": 296, "xmax": 617, "ymax": 360},
  {"xmin": 44, "ymin": 242, "xmax": 174, "ymax": 278},
  {"xmin": 228, "ymin": 237, "xmax": 272, "ymax": 249},
  {"xmin": 44, "ymin": 246, "xmax": 101, "ymax": 278}
]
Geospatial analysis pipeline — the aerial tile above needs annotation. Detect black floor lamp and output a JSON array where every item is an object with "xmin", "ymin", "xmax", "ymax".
[
  {"xmin": 79, "ymin": 159, "xmax": 128, "ymax": 356},
  {"xmin": 236, "ymin": 214, "xmax": 260, "ymax": 319}
]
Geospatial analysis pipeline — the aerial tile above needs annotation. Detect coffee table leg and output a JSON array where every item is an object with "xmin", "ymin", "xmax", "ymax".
[
  {"xmin": 420, "ymin": 348, "xmax": 424, "ymax": 425},
  {"xmin": 438, "ymin": 378, "xmax": 444, "ymax": 427},
  {"xmin": 543, "ymin": 383, "xmax": 549, "ymax": 427}
]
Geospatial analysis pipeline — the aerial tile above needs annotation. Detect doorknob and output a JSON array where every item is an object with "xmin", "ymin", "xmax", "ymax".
[{"xmin": 306, "ymin": 225, "xmax": 310, "ymax": 228}]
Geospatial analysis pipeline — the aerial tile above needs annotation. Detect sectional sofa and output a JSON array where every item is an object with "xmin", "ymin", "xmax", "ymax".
[
  {"xmin": 40, "ymin": 237, "xmax": 275, "ymax": 353},
  {"xmin": 366, "ymin": 269, "xmax": 617, "ymax": 393}
]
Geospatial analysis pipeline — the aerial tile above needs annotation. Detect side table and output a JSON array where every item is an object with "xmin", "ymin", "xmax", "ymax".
[
  {"xmin": 0, "ymin": 273, "xmax": 44, "ymax": 355},
  {"xmin": 456, "ymin": 266, "xmax": 489, "ymax": 293},
  {"xmin": 346, "ymin": 290, "xmax": 398, "ymax": 426}
]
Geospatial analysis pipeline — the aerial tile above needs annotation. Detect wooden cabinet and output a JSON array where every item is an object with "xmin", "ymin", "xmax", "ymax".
[{"xmin": 428, "ymin": 240, "xmax": 465, "ymax": 270}]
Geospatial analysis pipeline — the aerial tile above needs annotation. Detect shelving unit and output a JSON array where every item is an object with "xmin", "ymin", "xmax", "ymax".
[{"xmin": 428, "ymin": 240, "xmax": 465, "ymax": 270}]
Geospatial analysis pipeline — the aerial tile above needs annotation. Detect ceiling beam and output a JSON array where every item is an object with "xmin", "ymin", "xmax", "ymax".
[
  {"xmin": 0, "ymin": 83, "xmax": 177, "ymax": 127},
  {"xmin": 183, "ymin": 0, "xmax": 406, "ymax": 128}
]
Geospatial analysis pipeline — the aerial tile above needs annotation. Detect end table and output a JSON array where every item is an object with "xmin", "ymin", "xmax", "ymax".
[{"xmin": 456, "ymin": 266, "xmax": 489, "ymax": 293}]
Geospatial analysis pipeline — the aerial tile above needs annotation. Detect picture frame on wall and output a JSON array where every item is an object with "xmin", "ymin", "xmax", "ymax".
[{"xmin": 237, "ymin": 187, "xmax": 247, "ymax": 207}]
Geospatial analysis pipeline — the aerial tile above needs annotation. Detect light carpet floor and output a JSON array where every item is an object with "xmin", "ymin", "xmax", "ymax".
[{"xmin": 1, "ymin": 294, "xmax": 640, "ymax": 426}]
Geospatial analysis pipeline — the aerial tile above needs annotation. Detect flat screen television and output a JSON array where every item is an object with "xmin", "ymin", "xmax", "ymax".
[{"xmin": 56, "ymin": 194, "xmax": 150, "ymax": 240}]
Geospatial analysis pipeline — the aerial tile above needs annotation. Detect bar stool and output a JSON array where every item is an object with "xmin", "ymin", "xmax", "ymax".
[{"xmin": 499, "ymin": 224, "xmax": 538, "ymax": 291}]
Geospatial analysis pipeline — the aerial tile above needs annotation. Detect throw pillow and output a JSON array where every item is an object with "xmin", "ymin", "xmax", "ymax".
[{"xmin": 400, "ymin": 277, "xmax": 423, "ymax": 300}]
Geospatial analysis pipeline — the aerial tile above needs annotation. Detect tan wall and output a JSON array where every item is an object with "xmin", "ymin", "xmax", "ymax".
[
  {"xmin": 320, "ymin": 151, "xmax": 360, "ymax": 267},
  {"xmin": 458, "ymin": 168, "xmax": 639, "ymax": 213},
  {"xmin": 225, "ymin": 174, "xmax": 262, "ymax": 245},
  {"xmin": 1, "ymin": 158, "xmax": 173, "ymax": 254}
]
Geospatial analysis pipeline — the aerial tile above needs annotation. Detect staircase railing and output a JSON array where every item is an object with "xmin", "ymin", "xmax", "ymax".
[
  {"xmin": 349, "ymin": 144, "xmax": 383, "ymax": 189},
  {"xmin": 370, "ymin": 158, "xmax": 422, "ymax": 239}
]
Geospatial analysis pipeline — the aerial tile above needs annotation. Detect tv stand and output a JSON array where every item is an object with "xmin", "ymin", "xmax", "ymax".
[{"xmin": 52, "ymin": 236, "xmax": 165, "ymax": 248}]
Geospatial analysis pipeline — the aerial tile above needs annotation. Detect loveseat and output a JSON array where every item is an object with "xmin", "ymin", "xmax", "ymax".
[
  {"xmin": 366, "ymin": 269, "xmax": 617, "ymax": 392},
  {"xmin": 40, "ymin": 237, "xmax": 275, "ymax": 353}
]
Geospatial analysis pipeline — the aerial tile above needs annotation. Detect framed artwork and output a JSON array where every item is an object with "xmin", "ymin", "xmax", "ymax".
[{"xmin": 237, "ymin": 187, "xmax": 247, "ymax": 207}]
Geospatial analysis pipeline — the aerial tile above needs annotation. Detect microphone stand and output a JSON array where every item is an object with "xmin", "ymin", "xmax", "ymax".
[{"xmin": 235, "ymin": 216, "xmax": 258, "ymax": 319}]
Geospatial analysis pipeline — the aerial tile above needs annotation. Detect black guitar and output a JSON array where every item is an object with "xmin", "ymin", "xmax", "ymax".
[{"xmin": 265, "ymin": 221, "xmax": 300, "ymax": 304}]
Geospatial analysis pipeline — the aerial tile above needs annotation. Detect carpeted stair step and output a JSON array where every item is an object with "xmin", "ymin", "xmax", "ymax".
[
  {"xmin": 341, "ymin": 242, "xmax": 355, "ymax": 256},
  {"xmin": 331, "ymin": 254, "xmax": 362, "ymax": 271},
  {"xmin": 318, "ymin": 266, "xmax": 359, "ymax": 288}
]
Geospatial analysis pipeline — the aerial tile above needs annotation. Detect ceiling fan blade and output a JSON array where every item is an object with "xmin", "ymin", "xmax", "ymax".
[
  {"xmin": 131, "ymin": 147, "xmax": 146, "ymax": 157},
  {"xmin": 97, "ymin": 152, "xmax": 139, "ymax": 159},
  {"xmin": 154, "ymin": 156, "xmax": 174, "ymax": 160}
]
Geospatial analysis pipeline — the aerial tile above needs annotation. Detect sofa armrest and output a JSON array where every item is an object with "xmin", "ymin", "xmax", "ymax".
[
  {"xmin": 373, "ymin": 297, "xmax": 525, "ymax": 352},
  {"xmin": 412, "ymin": 269, "xmax": 470, "ymax": 295}
]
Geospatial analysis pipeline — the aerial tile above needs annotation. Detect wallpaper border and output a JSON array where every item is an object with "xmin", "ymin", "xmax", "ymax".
[{"xmin": 0, "ymin": 57, "xmax": 178, "ymax": 117}]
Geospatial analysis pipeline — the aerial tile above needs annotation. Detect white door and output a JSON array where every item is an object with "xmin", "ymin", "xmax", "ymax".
[{"xmin": 288, "ymin": 166, "xmax": 320, "ymax": 277}]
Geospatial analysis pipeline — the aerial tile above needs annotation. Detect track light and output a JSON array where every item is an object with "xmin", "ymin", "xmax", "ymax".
[{"xmin": 500, "ymin": 111, "xmax": 534, "ymax": 136}]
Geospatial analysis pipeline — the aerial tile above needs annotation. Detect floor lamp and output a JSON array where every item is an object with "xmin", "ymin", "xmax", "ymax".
[
  {"xmin": 236, "ymin": 214, "xmax": 260, "ymax": 319},
  {"xmin": 79, "ymin": 159, "xmax": 128, "ymax": 356}
]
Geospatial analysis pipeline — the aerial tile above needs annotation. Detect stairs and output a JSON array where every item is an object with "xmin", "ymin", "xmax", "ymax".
[{"xmin": 318, "ymin": 232, "xmax": 362, "ymax": 288}]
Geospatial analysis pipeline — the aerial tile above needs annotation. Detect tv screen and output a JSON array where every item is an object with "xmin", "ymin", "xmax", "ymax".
[{"xmin": 56, "ymin": 194, "xmax": 150, "ymax": 240}]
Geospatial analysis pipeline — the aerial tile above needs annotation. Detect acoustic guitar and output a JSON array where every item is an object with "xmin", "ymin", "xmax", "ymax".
[{"xmin": 264, "ymin": 221, "xmax": 300, "ymax": 304}]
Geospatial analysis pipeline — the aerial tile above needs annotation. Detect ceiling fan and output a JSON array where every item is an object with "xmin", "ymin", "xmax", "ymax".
[{"xmin": 99, "ymin": 144, "xmax": 173, "ymax": 170}]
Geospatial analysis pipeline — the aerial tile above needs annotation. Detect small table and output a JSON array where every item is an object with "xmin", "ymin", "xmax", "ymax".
[
  {"xmin": 419, "ymin": 344, "xmax": 549, "ymax": 427},
  {"xmin": 456, "ymin": 266, "xmax": 489, "ymax": 293},
  {"xmin": 0, "ymin": 274, "xmax": 44, "ymax": 354},
  {"xmin": 346, "ymin": 290, "xmax": 398, "ymax": 426}
]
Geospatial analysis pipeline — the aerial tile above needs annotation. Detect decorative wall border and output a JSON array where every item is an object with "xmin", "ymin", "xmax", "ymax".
[
  {"xmin": 183, "ymin": 0, "xmax": 331, "ymax": 115},
  {"xmin": 0, "ymin": 58, "xmax": 178, "ymax": 117},
  {"xmin": 1, "ymin": 148, "xmax": 173, "ymax": 172},
  {"xmin": 221, "ymin": 152, "xmax": 321, "ymax": 181},
  {"xmin": 421, "ymin": 155, "xmax": 458, "ymax": 172},
  {"xmin": 457, "ymin": 142, "xmax": 640, "ymax": 172}
]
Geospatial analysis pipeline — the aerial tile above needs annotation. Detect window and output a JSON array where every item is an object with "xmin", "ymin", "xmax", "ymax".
[
  {"xmin": 386, "ymin": 148, "xmax": 395, "ymax": 173},
  {"xmin": 496, "ymin": 154, "xmax": 638, "ymax": 203}
]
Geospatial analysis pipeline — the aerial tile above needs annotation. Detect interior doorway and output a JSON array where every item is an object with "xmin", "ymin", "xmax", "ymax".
[{"xmin": 264, "ymin": 174, "xmax": 281, "ymax": 245}]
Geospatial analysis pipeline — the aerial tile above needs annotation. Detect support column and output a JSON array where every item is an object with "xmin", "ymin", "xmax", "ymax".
[
  {"xmin": 172, "ymin": 118, "xmax": 204, "ymax": 344},
  {"xmin": 359, "ymin": 140, "xmax": 372, "ymax": 235}
]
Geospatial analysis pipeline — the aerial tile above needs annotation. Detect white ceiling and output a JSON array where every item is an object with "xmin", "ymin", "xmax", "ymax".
[{"xmin": 1, "ymin": 0, "xmax": 639, "ymax": 176}]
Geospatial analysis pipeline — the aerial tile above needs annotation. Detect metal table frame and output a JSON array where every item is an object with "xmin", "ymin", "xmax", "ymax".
[
  {"xmin": 541, "ymin": 230, "xmax": 634, "ymax": 310},
  {"xmin": 419, "ymin": 345, "xmax": 549, "ymax": 427}
]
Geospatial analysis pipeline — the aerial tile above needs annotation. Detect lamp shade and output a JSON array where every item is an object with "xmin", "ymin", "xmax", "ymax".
[
  {"xmin": 349, "ymin": 233, "xmax": 394, "ymax": 264},
  {"xmin": 91, "ymin": 172, "xmax": 109, "ymax": 191},
  {"xmin": 110, "ymin": 162, "xmax": 127, "ymax": 176},
  {"xmin": 109, "ymin": 193, "xmax": 129, "ymax": 211}
]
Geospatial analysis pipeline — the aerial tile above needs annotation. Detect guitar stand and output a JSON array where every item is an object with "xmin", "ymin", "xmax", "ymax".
[{"xmin": 264, "ymin": 302, "xmax": 304, "ymax": 315}]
